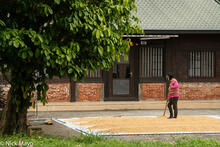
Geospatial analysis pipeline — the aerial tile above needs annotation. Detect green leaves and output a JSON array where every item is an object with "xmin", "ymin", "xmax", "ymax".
[
  {"xmin": 0, "ymin": 0, "xmax": 143, "ymax": 113},
  {"xmin": 21, "ymin": 52, "xmax": 27, "ymax": 59},
  {"xmin": 54, "ymin": 0, "xmax": 60, "ymax": 5},
  {"xmin": 124, "ymin": 54, "xmax": 128, "ymax": 61},
  {"xmin": 66, "ymin": 54, "xmax": 72, "ymax": 62},
  {"xmin": 37, "ymin": 34, "xmax": 43, "ymax": 43},
  {"xmin": 68, "ymin": 68, "xmax": 73, "ymax": 74},
  {"xmin": 13, "ymin": 40, "xmax": 19, "ymax": 48},
  {"xmin": 0, "ymin": 19, "xmax": 5, "ymax": 26},
  {"xmin": 98, "ymin": 46, "xmax": 104, "ymax": 56},
  {"xmin": 92, "ymin": 29, "xmax": 104, "ymax": 40},
  {"xmin": 123, "ymin": 0, "xmax": 128, "ymax": 7},
  {"xmin": 37, "ymin": 3, "xmax": 53, "ymax": 16},
  {"xmin": 28, "ymin": 50, "xmax": 33, "ymax": 57},
  {"xmin": 96, "ymin": 30, "xmax": 100, "ymax": 39},
  {"xmin": 97, "ymin": 14, "xmax": 104, "ymax": 22}
]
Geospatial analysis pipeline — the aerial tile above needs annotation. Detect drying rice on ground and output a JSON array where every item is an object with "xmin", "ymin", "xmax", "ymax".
[{"xmin": 65, "ymin": 116, "xmax": 220, "ymax": 133}]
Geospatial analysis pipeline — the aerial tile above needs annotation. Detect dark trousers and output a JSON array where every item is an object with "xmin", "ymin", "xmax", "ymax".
[{"xmin": 168, "ymin": 97, "xmax": 179, "ymax": 118}]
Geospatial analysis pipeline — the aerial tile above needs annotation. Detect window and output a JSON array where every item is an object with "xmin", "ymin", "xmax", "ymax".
[
  {"xmin": 188, "ymin": 51, "xmax": 214, "ymax": 78},
  {"xmin": 140, "ymin": 46, "xmax": 163, "ymax": 78},
  {"xmin": 87, "ymin": 68, "xmax": 101, "ymax": 78}
]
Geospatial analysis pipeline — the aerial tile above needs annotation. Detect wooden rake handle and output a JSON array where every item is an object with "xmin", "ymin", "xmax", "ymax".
[{"xmin": 163, "ymin": 99, "xmax": 169, "ymax": 116}]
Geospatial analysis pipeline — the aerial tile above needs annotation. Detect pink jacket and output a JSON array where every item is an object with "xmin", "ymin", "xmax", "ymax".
[{"xmin": 168, "ymin": 78, "xmax": 179, "ymax": 98}]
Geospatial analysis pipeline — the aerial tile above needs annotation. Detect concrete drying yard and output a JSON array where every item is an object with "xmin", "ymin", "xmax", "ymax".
[{"xmin": 27, "ymin": 100, "xmax": 220, "ymax": 141}]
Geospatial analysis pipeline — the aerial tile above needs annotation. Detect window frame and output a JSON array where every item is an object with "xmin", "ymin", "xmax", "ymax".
[
  {"xmin": 187, "ymin": 50, "xmax": 216, "ymax": 79},
  {"xmin": 139, "ymin": 44, "xmax": 165, "ymax": 82}
]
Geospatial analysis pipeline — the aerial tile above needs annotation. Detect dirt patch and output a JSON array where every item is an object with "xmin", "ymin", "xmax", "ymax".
[{"xmin": 65, "ymin": 116, "xmax": 220, "ymax": 133}]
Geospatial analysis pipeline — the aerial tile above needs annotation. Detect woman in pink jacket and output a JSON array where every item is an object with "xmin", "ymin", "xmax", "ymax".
[{"xmin": 167, "ymin": 72, "xmax": 179, "ymax": 119}]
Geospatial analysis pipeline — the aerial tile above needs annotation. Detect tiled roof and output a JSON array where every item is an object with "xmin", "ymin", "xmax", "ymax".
[{"xmin": 135, "ymin": 0, "xmax": 220, "ymax": 31}]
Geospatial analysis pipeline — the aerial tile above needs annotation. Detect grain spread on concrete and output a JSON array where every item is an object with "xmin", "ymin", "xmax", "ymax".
[{"xmin": 65, "ymin": 116, "xmax": 220, "ymax": 133}]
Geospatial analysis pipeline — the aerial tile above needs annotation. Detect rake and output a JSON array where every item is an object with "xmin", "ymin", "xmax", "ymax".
[{"xmin": 163, "ymin": 99, "xmax": 169, "ymax": 116}]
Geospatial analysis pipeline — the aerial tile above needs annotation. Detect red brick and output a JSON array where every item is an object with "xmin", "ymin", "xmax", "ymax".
[
  {"xmin": 140, "ymin": 83, "xmax": 165, "ymax": 100},
  {"xmin": 1, "ymin": 83, "xmax": 70, "ymax": 102},
  {"xmin": 179, "ymin": 82, "xmax": 220, "ymax": 100},
  {"xmin": 46, "ymin": 83, "xmax": 70, "ymax": 102},
  {"xmin": 139, "ymin": 82, "xmax": 220, "ymax": 100},
  {"xmin": 75, "ymin": 83, "xmax": 104, "ymax": 101}
]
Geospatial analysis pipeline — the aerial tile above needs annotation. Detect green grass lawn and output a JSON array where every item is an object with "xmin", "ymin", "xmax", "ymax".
[{"xmin": 0, "ymin": 134, "xmax": 220, "ymax": 147}]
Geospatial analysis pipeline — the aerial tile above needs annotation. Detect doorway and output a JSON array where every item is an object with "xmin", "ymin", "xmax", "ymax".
[{"xmin": 106, "ymin": 48, "xmax": 137, "ymax": 101}]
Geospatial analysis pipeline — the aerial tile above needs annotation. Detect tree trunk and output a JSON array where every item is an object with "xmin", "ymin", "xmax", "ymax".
[{"xmin": 0, "ymin": 88, "xmax": 28, "ymax": 135}]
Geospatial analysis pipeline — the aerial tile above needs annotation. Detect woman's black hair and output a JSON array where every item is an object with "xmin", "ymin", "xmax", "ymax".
[{"xmin": 167, "ymin": 72, "xmax": 175, "ymax": 80}]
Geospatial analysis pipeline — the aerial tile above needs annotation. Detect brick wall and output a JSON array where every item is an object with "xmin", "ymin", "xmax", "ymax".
[
  {"xmin": 139, "ymin": 83, "xmax": 165, "ymax": 100},
  {"xmin": 139, "ymin": 82, "xmax": 220, "ymax": 100},
  {"xmin": 179, "ymin": 82, "xmax": 220, "ymax": 100},
  {"xmin": 46, "ymin": 83, "xmax": 70, "ymax": 101},
  {"xmin": 0, "ymin": 83, "xmax": 70, "ymax": 102},
  {"xmin": 75, "ymin": 83, "xmax": 104, "ymax": 101},
  {"xmin": 2, "ymin": 82, "xmax": 220, "ymax": 102}
]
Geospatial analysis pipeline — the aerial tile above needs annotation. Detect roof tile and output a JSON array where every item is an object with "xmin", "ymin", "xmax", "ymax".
[{"xmin": 135, "ymin": 0, "xmax": 220, "ymax": 30}]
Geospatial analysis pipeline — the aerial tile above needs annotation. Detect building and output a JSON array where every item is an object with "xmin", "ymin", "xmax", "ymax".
[{"xmin": 1, "ymin": 0, "xmax": 220, "ymax": 102}]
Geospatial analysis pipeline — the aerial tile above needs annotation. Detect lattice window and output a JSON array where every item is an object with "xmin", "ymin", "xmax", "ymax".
[
  {"xmin": 140, "ymin": 46, "xmax": 163, "ymax": 78},
  {"xmin": 188, "ymin": 51, "xmax": 214, "ymax": 78},
  {"xmin": 87, "ymin": 68, "xmax": 101, "ymax": 78}
]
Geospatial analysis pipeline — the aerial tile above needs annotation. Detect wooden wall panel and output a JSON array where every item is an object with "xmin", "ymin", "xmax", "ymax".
[{"xmin": 166, "ymin": 34, "xmax": 220, "ymax": 82}]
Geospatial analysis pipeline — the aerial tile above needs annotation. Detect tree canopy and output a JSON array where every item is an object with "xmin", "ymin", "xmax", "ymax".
[{"xmin": 0, "ymin": 0, "xmax": 143, "ymax": 134}]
